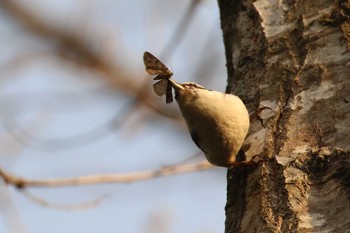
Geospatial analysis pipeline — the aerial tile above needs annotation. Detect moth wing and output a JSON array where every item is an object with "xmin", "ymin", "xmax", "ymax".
[
  {"xmin": 165, "ymin": 81, "xmax": 173, "ymax": 104},
  {"xmin": 153, "ymin": 79, "xmax": 168, "ymax": 97},
  {"xmin": 143, "ymin": 51, "xmax": 173, "ymax": 77}
]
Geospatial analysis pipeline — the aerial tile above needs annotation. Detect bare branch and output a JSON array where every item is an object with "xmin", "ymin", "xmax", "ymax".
[
  {"xmin": 0, "ymin": 0, "xmax": 181, "ymax": 121},
  {"xmin": 0, "ymin": 161, "xmax": 215, "ymax": 188},
  {"xmin": 20, "ymin": 189, "xmax": 108, "ymax": 211}
]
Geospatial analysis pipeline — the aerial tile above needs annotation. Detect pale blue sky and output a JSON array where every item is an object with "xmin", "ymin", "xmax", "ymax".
[{"xmin": 0, "ymin": 1, "xmax": 229, "ymax": 232}]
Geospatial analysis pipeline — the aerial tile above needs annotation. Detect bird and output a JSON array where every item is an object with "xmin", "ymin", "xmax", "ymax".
[{"xmin": 143, "ymin": 51, "xmax": 253, "ymax": 168}]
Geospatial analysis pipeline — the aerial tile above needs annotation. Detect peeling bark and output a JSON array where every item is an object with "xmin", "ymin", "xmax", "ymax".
[{"xmin": 218, "ymin": 0, "xmax": 350, "ymax": 232}]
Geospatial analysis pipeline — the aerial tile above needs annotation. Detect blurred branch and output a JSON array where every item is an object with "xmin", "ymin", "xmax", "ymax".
[
  {"xmin": 0, "ymin": 180, "xmax": 28, "ymax": 233},
  {"xmin": 0, "ymin": 161, "xmax": 215, "ymax": 188},
  {"xmin": 2, "ymin": 99, "xmax": 133, "ymax": 151},
  {"xmin": 159, "ymin": 0, "xmax": 201, "ymax": 60},
  {"xmin": 192, "ymin": 25, "xmax": 222, "ymax": 85},
  {"xmin": 0, "ymin": 112, "xmax": 49, "ymax": 233},
  {"xmin": 21, "ymin": 189, "xmax": 108, "ymax": 211},
  {"xmin": 0, "ymin": 0, "xmax": 205, "ymax": 150},
  {"xmin": 0, "ymin": 0, "xmax": 180, "ymax": 121},
  {"xmin": 144, "ymin": 210, "xmax": 172, "ymax": 233},
  {"xmin": 130, "ymin": 0, "xmax": 202, "ymax": 120},
  {"xmin": 119, "ymin": 0, "xmax": 203, "ymax": 125}
]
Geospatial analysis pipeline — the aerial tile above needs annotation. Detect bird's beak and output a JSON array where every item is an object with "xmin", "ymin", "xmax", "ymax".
[{"xmin": 168, "ymin": 78, "xmax": 184, "ymax": 91}]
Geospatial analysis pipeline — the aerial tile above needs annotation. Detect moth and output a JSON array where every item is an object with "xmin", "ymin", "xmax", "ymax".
[{"xmin": 143, "ymin": 51, "xmax": 174, "ymax": 103}]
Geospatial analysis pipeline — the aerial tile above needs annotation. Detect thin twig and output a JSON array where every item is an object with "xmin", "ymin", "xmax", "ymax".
[
  {"xmin": 20, "ymin": 189, "xmax": 108, "ymax": 211},
  {"xmin": 0, "ymin": 161, "xmax": 216, "ymax": 188}
]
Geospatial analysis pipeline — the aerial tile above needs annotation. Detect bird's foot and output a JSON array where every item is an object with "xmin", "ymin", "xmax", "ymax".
[{"xmin": 229, "ymin": 155, "xmax": 266, "ymax": 168}]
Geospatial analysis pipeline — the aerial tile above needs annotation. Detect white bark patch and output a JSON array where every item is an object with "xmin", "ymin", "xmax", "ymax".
[
  {"xmin": 245, "ymin": 128, "xmax": 267, "ymax": 158},
  {"xmin": 299, "ymin": 213, "xmax": 327, "ymax": 230},
  {"xmin": 304, "ymin": 33, "xmax": 350, "ymax": 65},
  {"xmin": 292, "ymin": 145, "xmax": 309, "ymax": 154},
  {"xmin": 302, "ymin": 6, "xmax": 334, "ymax": 36},
  {"xmin": 253, "ymin": 0, "xmax": 292, "ymax": 38},
  {"xmin": 295, "ymin": 80, "xmax": 337, "ymax": 113}
]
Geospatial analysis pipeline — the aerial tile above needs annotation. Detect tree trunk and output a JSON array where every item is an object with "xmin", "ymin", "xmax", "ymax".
[{"xmin": 218, "ymin": 0, "xmax": 350, "ymax": 232}]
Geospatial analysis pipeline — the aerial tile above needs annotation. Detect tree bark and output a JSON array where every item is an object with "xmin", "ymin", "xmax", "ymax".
[{"xmin": 218, "ymin": 0, "xmax": 350, "ymax": 232}]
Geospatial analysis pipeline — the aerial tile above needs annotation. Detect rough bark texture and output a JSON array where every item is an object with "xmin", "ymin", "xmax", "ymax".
[{"xmin": 218, "ymin": 0, "xmax": 350, "ymax": 232}]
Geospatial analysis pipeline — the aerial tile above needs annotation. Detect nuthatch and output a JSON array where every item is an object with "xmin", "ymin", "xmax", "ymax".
[{"xmin": 143, "ymin": 51, "xmax": 252, "ymax": 168}]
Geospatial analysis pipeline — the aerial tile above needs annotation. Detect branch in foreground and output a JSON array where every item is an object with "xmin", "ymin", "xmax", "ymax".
[
  {"xmin": 0, "ymin": 0, "xmax": 182, "ymax": 121},
  {"xmin": 20, "ymin": 189, "xmax": 108, "ymax": 211},
  {"xmin": 0, "ymin": 161, "xmax": 215, "ymax": 188}
]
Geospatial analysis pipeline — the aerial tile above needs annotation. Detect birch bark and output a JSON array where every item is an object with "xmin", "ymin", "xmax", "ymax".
[{"xmin": 218, "ymin": 0, "xmax": 350, "ymax": 232}]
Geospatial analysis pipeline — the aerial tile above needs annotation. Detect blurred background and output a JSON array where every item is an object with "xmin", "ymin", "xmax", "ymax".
[{"xmin": 0, "ymin": 0, "xmax": 229, "ymax": 232}]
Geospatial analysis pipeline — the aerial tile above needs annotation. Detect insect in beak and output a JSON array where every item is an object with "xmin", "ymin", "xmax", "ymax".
[{"xmin": 143, "ymin": 51, "xmax": 176, "ymax": 103}]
